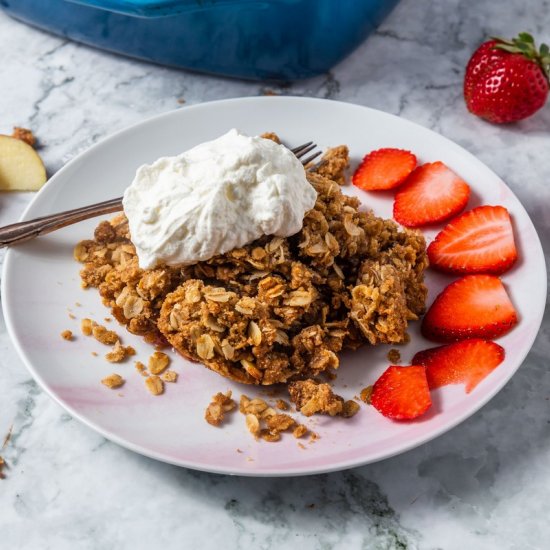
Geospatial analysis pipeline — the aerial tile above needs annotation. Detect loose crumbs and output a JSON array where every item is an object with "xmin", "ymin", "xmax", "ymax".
[
  {"xmin": 161, "ymin": 370, "xmax": 178, "ymax": 383},
  {"xmin": 101, "ymin": 373, "xmax": 125, "ymax": 389},
  {"xmin": 105, "ymin": 341, "xmax": 136, "ymax": 363},
  {"xmin": 387, "ymin": 348, "xmax": 401, "ymax": 363},
  {"xmin": 360, "ymin": 386, "xmax": 374, "ymax": 404},
  {"xmin": 145, "ymin": 375, "xmax": 164, "ymax": 396},
  {"xmin": 148, "ymin": 351, "xmax": 170, "ymax": 375},
  {"xmin": 135, "ymin": 361, "xmax": 148, "ymax": 376},
  {"xmin": 205, "ymin": 391, "xmax": 237, "ymax": 426}
]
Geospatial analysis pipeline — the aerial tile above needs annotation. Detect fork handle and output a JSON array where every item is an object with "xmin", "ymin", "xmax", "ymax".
[{"xmin": 0, "ymin": 197, "xmax": 123, "ymax": 248}]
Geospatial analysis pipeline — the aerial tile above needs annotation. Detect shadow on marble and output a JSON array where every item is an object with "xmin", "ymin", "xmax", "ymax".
[{"xmin": 497, "ymin": 106, "xmax": 550, "ymax": 136}]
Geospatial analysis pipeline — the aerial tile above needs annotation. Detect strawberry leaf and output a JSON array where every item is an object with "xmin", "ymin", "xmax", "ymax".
[
  {"xmin": 492, "ymin": 32, "xmax": 550, "ymax": 82},
  {"xmin": 494, "ymin": 43, "xmax": 523, "ymax": 54},
  {"xmin": 491, "ymin": 36, "xmax": 515, "ymax": 46},
  {"xmin": 518, "ymin": 32, "xmax": 535, "ymax": 44}
]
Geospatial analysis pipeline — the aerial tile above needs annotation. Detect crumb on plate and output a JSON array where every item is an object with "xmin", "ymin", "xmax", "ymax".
[
  {"xmin": 105, "ymin": 341, "xmax": 136, "ymax": 363},
  {"xmin": 101, "ymin": 373, "xmax": 125, "ymax": 389},
  {"xmin": 288, "ymin": 379, "xmax": 344, "ymax": 417},
  {"xmin": 387, "ymin": 348, "xmax": 401, "ymax": 363},
  {"xmin": 360, "ymin": 386, "xmax": 373, "ymax": 404},
  {"xmin": 148, "ymin": 351, "xmax": 170, "ymax": 374},
  {"xmin": 205, "ymin": 391, "xmax": 236, "ymax": 426},
  {"xmin": 161, "ymin": 370, "xmax": 178, "ymax": 383},
  {"xmin": 145, "ymin": 375, "xmax": 164, "ymax": 396},
  {"xmin": 135, "ymin": 361, "xmax": 148, "ymax": 377}
]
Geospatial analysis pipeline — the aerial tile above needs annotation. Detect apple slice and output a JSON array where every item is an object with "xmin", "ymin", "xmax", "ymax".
[{"xmin": 0, "ymin": 134, "xmax": 47, "ymax": 191}]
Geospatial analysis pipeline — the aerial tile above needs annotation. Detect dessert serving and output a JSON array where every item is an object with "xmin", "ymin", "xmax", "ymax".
[
  {"xmin": 4, "ymin": 97, "xmax": 541, "ymax": 474},
  {"xmin": 72, "ymin": 125, "xmax": 523, "ymax": 431},
  {"xmin": 74, "ymin": 130, "xmax": 428, "ymax": 389}
]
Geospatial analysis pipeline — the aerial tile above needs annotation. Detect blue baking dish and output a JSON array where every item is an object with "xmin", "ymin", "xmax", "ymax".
[{"xmin": 1, "ymin": 0, "xmax": 399, "ymax": 81}]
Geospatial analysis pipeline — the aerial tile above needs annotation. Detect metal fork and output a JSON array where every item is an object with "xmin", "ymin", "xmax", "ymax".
[{"xmin": 0, "ymin": 142, "xmax": 321, "ymax": 248}]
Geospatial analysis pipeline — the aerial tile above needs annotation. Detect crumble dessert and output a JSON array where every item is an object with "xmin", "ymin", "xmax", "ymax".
[
  {"xmin": 75, "ymin": 136, "xmax": 427, "ymax": 391},
  {"xmin": 61, "ymin": 329, "xmax": 73, "ymax": 341}
]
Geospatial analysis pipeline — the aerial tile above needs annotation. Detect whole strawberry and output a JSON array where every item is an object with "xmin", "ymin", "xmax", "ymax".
[{"xmin": 464, "ymin": 32, "xmax": 550, "ymax": 123}]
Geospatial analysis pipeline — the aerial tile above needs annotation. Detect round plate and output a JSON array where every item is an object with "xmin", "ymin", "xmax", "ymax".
[{"xmin": 2, "ymin": 97, "xmax": 546, "ymax": 476}]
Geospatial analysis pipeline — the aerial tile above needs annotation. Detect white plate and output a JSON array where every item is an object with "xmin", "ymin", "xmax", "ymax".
[{"xmin": 2, "ymin": 97, "xmax": 546, "ymax": 476}]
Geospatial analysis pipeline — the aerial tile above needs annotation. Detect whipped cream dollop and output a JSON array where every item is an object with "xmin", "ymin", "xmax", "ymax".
[{"xmin": 123, "ymin": 129, "xmax": 317, "ymax": 269}]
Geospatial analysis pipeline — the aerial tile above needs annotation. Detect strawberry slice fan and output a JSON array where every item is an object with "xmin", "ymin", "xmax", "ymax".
[{"xmin": 464, "ymin": 32, "xmax": 550, "ymax": 123}]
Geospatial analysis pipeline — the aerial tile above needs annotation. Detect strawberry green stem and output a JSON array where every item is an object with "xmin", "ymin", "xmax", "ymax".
[{"xmin": 492, "ymin": 32, "xmax": 550, "ymax": 82}]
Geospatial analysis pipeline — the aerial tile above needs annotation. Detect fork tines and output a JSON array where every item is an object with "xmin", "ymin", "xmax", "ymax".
[{"xmin": 292, "ymin": 141, "xmax": 322, "ymax": 166}]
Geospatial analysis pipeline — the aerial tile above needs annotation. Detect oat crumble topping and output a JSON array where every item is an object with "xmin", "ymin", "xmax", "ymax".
[
  {"xmin": 161, "ymin": 370, "xmax": 178, "ymax": 383},
  {"xmin": 205, "ymin": 391, "xmax": 236, "ymax": 426},
  {"xmin": 148, "ymin": 351, "xmax": 170, "ymax": 374},
  {"xmin": 275, "ymin": 399, "xmax": 289, "ymax": 411},
  {"xmin": 360, "ymin": 386, "xmax": 374, "ymax": 404},
  {"xmin": 81, "ymin": 318, "xmax": 94, "ymax": 336},
  {"xmin": 61, "ymin": 330, "xmax": 73, "ymax": 341},
  {"xmin": 288, "ymin": 379, "xmax": 344, "ymax": 417},
  {"xmin": 12, "ymin": 127, "xmax": 36, "ymax": 147},
  {"xmin": 101, "ymin": 373, "xmax": 125, "ymax": 389},
  {"xmin": 135, "ymin": 361, "xmax": 148, "ymax": 376},
  {"xmin": 145, "ymin": 375, "xmax": 164, "ymax": 396},
  {"xmin": 293, "ymin": 424, "xmax": 308, "ymax": 439},
  {"xmin": 342, "ymin": 400, "xmax": 361, "ymax": 418},
  {"xmin": 75, "ymin": 142, "xmax": 427, "ymax": 389},
  {"xmin": 105, "ymin": 341, "xmax": 136, "ymax": 363},
  {"xmin": 92, "ymin": 324, "xmax": 119, "ymax": 345},
  {"xmin": 387, "ymin": 348, "xmax": 401, "ymax": 363}
]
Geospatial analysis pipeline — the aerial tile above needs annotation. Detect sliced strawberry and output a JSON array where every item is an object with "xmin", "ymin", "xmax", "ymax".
[
  {"xmin": 370, "ymin": 365, "xmax": 432, "ymax": 420},
  {"xmin": 393, "ymin": 161, "xmax": 470, "ymax": 227},
  {"xmin": 422, "ymin": 274, "xmax": 518, "ymax": 342},
  {"xmin": 428, "ymin": 205, "xmax": 518, "ymax": 274},
  {"xmin": 413, "ymin": 339, "xmax": 505, "ymax": 393},
  {"xmin": 352, "ymin": 148, "xmax": 417, "ymax": 191}
]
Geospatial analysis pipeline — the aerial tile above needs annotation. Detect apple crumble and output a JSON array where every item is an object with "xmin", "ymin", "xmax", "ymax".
[{"xmin": 75, "ymin": 141, "xmax": 428, "ymax": 390}]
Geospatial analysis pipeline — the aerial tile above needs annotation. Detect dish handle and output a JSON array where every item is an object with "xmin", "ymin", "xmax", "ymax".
[{"xmin": 66, "ymin": 0, "xmax": 259, "ymax": 18}]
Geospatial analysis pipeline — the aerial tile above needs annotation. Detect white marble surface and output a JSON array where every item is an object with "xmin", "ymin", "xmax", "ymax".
[{"xmin": 1, "ymin": 1, "xmax": 549, "ymax": 548}]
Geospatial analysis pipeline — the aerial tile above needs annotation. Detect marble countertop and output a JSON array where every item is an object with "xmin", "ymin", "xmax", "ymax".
[{"xmin": 1, "ymin": 1, "xmax": 549, "ymax": 548}]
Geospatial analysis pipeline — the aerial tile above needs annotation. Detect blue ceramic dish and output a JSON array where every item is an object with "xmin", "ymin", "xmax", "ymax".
[{"xmin": 1, "ymin": 0, "xmax": 399, "ymax": 81}]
